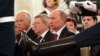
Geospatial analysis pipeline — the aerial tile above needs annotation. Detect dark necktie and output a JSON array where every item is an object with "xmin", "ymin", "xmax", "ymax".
[
  {"xmin": 53, "ymin": 34, "xmax": 58, "ymax": 40},
  {"xmin": 37, "ymin": 36, "xmax": 42, "ymax": 43}
]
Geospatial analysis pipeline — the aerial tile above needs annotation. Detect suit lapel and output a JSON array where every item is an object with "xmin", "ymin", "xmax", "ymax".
[
  {"xmin": 42, "ymin": 30, "xmax": 54, "ymax": 43},
  {"xmin": 59, "ymin": 27, "xmax": 75, "ymax": 39}
]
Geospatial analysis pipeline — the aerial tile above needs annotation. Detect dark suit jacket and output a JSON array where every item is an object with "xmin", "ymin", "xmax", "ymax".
[
  {"xmin": 52, "ymin": 27, "xmax": 80, "ymax": 56},
  {"xmin": 33, "ymin": 30, "xmax": 54, "ymax": 43},
  {"xmin": 0, "ymin": 0, "xmax": 15, "ymax": 56},
  {"xmin": 75, "ymin": 22, "xmax": 100, "ymax": 47},
  {"xmin": 42, "ymin": 30, "xmax": 54, "ymax": 43},
  {"xmin": 15, "ymin": 33, "xmax": 26, "ymax": 56},
  {"xmin": 14, "ymin": 43, "xmax": 23, "ymax": 56},
  {"xmin": 31, "ymin": 30, "xmax": 54, "ymax": 56},
  {"xmin": 14, "ymin": 29, "xmax": 38, "ymax": 56},
  {"xmin": 59, "ymin": 27, "xmax": 75, "ymax": 39},
  {"xmin": 27, "ymin": 28, "xmax": 38, "ymax": 40}
]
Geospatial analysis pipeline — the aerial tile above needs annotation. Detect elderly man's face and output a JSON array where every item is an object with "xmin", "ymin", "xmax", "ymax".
[
  {"xmin": 16, "ymin": 13, "xmax": 30, "ymax": 31},
  {"xmin": 16, "ymin": 12, "xmax": 30, "ymax": 31},
  {"xmin": 32, "ymin": 18, "xmax": 47, "ymax": 35},
  {"xmin": 49, "ymin": 10, "xmax": 65, "ymax": 31}
]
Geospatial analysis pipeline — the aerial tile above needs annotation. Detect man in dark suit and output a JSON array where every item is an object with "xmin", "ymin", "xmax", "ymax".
[
  {"xmin": 49, "ymin": 9, "xmax": 80, "ymax": 56},
  {"xmin": 31, "ymin": 14, "xmax": 55, "ymax": 56},
  {"xmin": 37, "ymin": 21, "xmax": 100, "ymax": 56},
  {"xmin": 75, "ymin": 17, "xmax": 99, "ymax": 45},
  {"xmin": 78, "ymin": 16, "xmax": 98, "ymax": 56},
  {"xmin": 32, "ymin": 14, "xmax": 54, "ymax": 44},
  {"xmin": 38, "ymin": 22, "xmax": 100, "ymax": 56},
  {"xmin": 68, "ymin": 1, "xmax": 100, "ymax": 46},
  {"xmin": 0, "ymin": 0, "xmax": 15, "ymax": 56},
  {"xmin": 15, "ymin": 10, "xmax": 37, "ymax": 56},
  {"xmin": 50, "ymin": 9, "xmax": 75, "ymax": 40},
  {"xmin": 15, "ymin": 10, "xmax": 37, "ymax": 42}
]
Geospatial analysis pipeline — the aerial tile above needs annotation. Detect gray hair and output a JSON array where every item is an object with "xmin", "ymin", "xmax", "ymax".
[
  {"xmin": 34, "ymin": 14, "xmax": 50, "ymax": 24},
  {"xmin": 16, "ymin": 10, "xmax": 31, "ymax": 23}
]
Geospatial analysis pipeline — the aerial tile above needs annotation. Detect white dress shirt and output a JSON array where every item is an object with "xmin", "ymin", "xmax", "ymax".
[
  {"xmin": 53, "ymin": 25, "xmax": 66, "ymax": 40},
  {"xmin": 40, "ymin": 29, "xmax": 49, "ymax": 43}
]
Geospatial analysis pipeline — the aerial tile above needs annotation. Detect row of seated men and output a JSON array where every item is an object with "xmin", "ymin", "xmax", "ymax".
[{"xmin": 14, "ymin": 9, "xmax": 99, "ymax": 56}]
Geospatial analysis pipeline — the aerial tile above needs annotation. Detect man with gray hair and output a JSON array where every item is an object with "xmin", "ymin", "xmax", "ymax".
[
  {"xmin": 15, "ymin": 10, "xmax": 37, "ymax": 56},
  {"xmin": 15, "ymin": 10, "xmax": 31, "ymax": 32},
  {"xmin": 32, "ymin": 14, "xmax": 54, "ymax": 44},
  {"xmin": 15, "ymin": 10, "xmax": 37, "ymax": 40}
]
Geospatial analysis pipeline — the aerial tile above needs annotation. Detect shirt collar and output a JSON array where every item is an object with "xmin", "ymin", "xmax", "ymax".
[
  {"xmin": 39, "ymin": 29, "xmax": 49, "ymax": 43},
  {"xmin": 53, "ymin": 25, "xmax": 66, "ymax": 37},
  {"xmin": 41, "ymin": 29, "xmax": 49, "ymax": 38}
]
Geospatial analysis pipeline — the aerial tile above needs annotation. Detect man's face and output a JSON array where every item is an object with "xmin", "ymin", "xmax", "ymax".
[
  {"xmin": 49, "ymin": 11, "xmax": 64, "ymax": 31},
  {"xmin": 32, "ymin": 18, "xmax": 46, "ymax": 35},
  {"xmin": 16, "ymin": 12, "xmax": 30, "ymax": 31},
  {"xmin": 15, "ymin": 22, "xmax": 21, "ymax": 35},
  {"xmin": 82, "ymin": 16, "xmax": 97, "ymax": 29}
]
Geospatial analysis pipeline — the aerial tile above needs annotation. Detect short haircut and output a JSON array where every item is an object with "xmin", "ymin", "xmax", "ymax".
[
  {"xmin": 52, "ymin": 9, "xmax": 68, "ymax": 22},
  {"xmin": 82, "ymin": 16, "xmax": 98, "ymax": 22},
  {"xmin": 16, "ymin": 10, "xmax": 31, "ymax": 23},
  {"xmin": 43, "ymin": 0, "xmax": 59, "ymax": 7},
  {"xmin": 66, "ymin": 18, "xmax": 77, "ymax": 28},
  {"xmin": 59, "ymin": 10, "xmax": 68, "ymax": 22},
  {"xmin": 34, "ymin": 14, "xmax": 50, "ymax": 24}
]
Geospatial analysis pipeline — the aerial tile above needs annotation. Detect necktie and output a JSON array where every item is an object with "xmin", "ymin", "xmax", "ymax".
[
  {"xmin": 37, "ymin": 36, "xmax": 42, "ymax": 43},
  {"xmin": 53, "ymin": 34, "xmax": 58, "ymax": 40}
]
